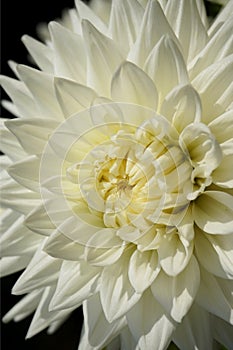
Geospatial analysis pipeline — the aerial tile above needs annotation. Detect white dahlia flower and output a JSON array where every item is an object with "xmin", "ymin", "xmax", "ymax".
[{"xmin": 1, "ymin": 0, "xmax": 233, "ymax": 349}]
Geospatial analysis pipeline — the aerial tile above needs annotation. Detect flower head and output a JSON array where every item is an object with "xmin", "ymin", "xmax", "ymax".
[{"xmin": 1, "ymin": 0, "xmax": 233, "ymax": 349}]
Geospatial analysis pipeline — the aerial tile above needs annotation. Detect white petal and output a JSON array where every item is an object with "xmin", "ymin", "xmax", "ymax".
[
  {"xmin": 209, "ymin": 109, "xmax": 233, "ymax": 146},
  {"xmin": 7, "ymin": 155, "xmax": 40, "ymax": 192},
  {"xmin": 151, "ymin": 256, "xmax": 200, "ymax": 322},
  {"xmin": 12, "ymin": 242, "xmax": 62, "ymax": 295},
  {"xmin": 0, "ymin": 120, "xmax": 27, "ymax": 161},
  {"xmin": 85, "ymin": 228, "xmax": 125, "ymax": 266},
  {"xmin": 83, "ymin": 293, "xmax": 126, "ymax": 349},
  {"xmin": 0, "ymin": 255, "xmax": 32, "ymax": 277},
  {"xmin": 0, "ymin": 176, "xmax": 40, "ymax": 214},
  {"xmin": 144, "ymin": 36, "xmax": 189, "ymax": 105},
  {"xmin": 26, "ymin": 286, "xmax": 73, "ymax": 338},
  {"xmin": 128, "ymin": 249, "xmax": 160, "ymax": 293},
  {"xmin": 75, "ymin": 0, "xmax": 108, "ymax": 34},
  {"xmin": 128, "ymin": 0, "xmax": 178, "ymax": 67},
  {"xmin": 22, "ymin": 35, "xmax": 54, "ymax": 73},
  {"xmin": 192, "ymin": 54, "xmax": 233, "ymax": 123},
  {"xmin": 82, "ymin": 20, "xmax": 123, "ymax": 95},
  {"xmin": 158, "ymin": 230, "xmax": 194, "ymax": 276},
  {"xmin": 161, "ymin": 84, "xmax": 202, "ymax": 132},
  {"xmin": 100, "ymin": 250, "xmax": 141, "ymax": 322},
  {"xmin": 111, "ymin": 61, "xmax": 158, "ymax": 109},
  {"xmin": 189, "ymin": 17, "xmax": 233, "ymax": 79},
  {"xmin": 193, "ymin": 191, "xmax": 233, "ymax": 234},
  {"xmin": 126, "ymin": 289, "xmax": 176, "ymax": 350},
  {"xmin": 49, "ymin": 22, "xmax": 86, "ymax": 83},
  {"xmin": 50, "ymin": 260, "xmax": 100, "ymax": 310},
  {"xmin": 0, "ymin": 75, "xmax": 37, "ymax": 118},
  {"xmin": 120, "ymin": 327, "xmax": 140, "ymax": 350},
  {"xmin": 173, "ymin": 303, "xmax": 213, "ymax": 350},
  {"xmin": 0, "ymin": 214, "xmax": 41, "ymax": 257},
  {"xmin": 2, "ymin": 290, "xmax": 43, "ymax": 323},
  {"xmin": 44, "ymin": 230, "xmax": 85, "ymax": 260},
  {"xmin": 212, "ymin": 152, "xmax": 233, "ymax": 188},
  {"xmin": 196, "ymin": 266, "xmax": 233, "ymax": 324},
  {"xmin": 5, "ymin": 118, "xmax": 59, "ymax": 155},
  {"xmin": 165, "ymin": 0, "xmax": 207, "ymax": 62},
  {"xmin": 17, "ymin": 65, "xmax": 63, "ymax": 119},
  {"xmin": 109, "ymin": 0, "xmax": 144, "ymax": 54},
  {"xmin": 54, "ymin": 77, "xmax": 97, "ymax": 118},
  {"xmin": 208, "ymin": 0, "xmax": 233, "ymax": 35},
  {"xmin": 211, "ymin": 315, "xmax": 233, "ymax": 349},
  {"xmin": 195, "ymin": 228, "xmax": 233, "ymax": 279}
]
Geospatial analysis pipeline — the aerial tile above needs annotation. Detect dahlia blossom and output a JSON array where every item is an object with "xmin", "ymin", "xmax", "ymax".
[{"xmin": 1, "ymin": 0, "xmax": 233, "ymax": 349}]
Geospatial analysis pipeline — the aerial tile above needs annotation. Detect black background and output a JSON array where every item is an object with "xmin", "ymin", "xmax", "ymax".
[{"xmin": 1, "ymin": 2, "xmax": 84, "ymax": 349}]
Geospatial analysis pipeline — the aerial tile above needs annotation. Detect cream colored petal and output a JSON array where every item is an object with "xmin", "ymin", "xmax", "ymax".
[
  {"xmin": 161, "ymin": 84, "xmax": 202, "ymax": 132},
  {"xmin": 172, "ymin": 303, "xmax": 212, "ymax": 350},
  {"xmin": 165, "ymin": 0, "xmax": 207, "ymax": 62},
  {"xmin": 7, "ymin": 155, "xmax": 40, "ymax": 192},
  {"xmin": 17, "ymin": 65, "xmax": 63, "ymax": 119},
  {"xmin": 82, "ymin": 20, "xmax": 123, "ymax": 96},
  {"xmin": 209, "ymin": 109, "xmax": 233, "ymax": 146},
  {"xmin": 0, "ymin": 214, "xmax": 41, "ymax": 257},
  {"xmin": 128, "ymin": 0, "xmax": 178, "ymax": 67},
  {"xmin": 12, "ymin": 242, "xmax": 62, "ymax": 295},
  {"xmin": 211, "ymin": 315, "xmax": 233, "ymax": 349},
  {"xmin": 193, "ymin": 191, "xmax": 233, "ymax": 234},
  {"xmin": 189, "ymin": 17, "xmax": 233, "ymax": 79},
  {"xmin": 128, "ymin": 249, "xmax": 160, "ymax": 293},
  {"xmin": 180, "ymin": 123, "xmax": 222, "ymax": 179},
  {"xmin": 100, "ymin": 250, "xmax": 141, "ymax": 322},
  {"xmin": 26, "ymin": 286, "xmax": 73, "ymax": 339},
  {"xmin": 208, "ymin": 0, "xmax": 233, "ymax": 35},
  {"xmin": 111, "ymin": 61, "xmax": 158, "ymax": 109},
  {"xmin": 196, "ymin": 266, "xmax": 233, "ymax": 324},
  {"xmin": 0, "ymin": 208, "xmax": 20, "ymax": 233},
  {"xmin": 192, "ymin": 54, "xmax": 233, "ymax": 123},
  {"xmin": 0, "ymin": 75, "xmax": 37, "ymax": 118},
  {"xmin": 158, "ymin": 230, "xmax": 193, "ymax": 276},
  {"xmin": 43, "ymin": 230, "xmax": 85, "ymax": 261},
  {"xmin": 54, "ymin": 77, "xmax": 97, "ymax": 118},
  {"xmin": 212, "ymin": 152, "xmax": 233, "ymax": 188},
  {"xmin": 24, "ymin": 198, "xmax": 72, "ymax": 236},
  {"xmin": 126, "ymin": 289, "xmax": 176, "ymax": 350},
  {"xmin": 44, "ymin": 213, "xmax": 103, "ymax": 246},
  {"xmin": 151, "ymin": 256, "xmax": 200, "ymax": 322},
  {"xmin": 109, "ymin": 0, "xmax": 144, "ymax": 54},
  {"xmin": 83, "ymin": 294, "xmax": 126, "ymax": 349},
  {"xmin": 5, "ymin": 118, "xmax": 58, "ymax": 155},
  {"xmin": 195, "ymin": 228, "xmax": 233, "ymax": 279},
  {"xmin": 0, "ymin": 176, "xmax": 40, "ymax": 215},
  {"xmin": 50, "ymin": 260, "xmax": 100, "ymax": 311},
  {"xmin": 22, "ymin": 35, "xmax": 54, "ymax": 73},
  {"xmin": 0, "ymin": 255, "xmax": 32, "ymax": 277},
  {"xmin": 120, "ymin": 327, "xmax": 140, "ymax": 350},
  {"xmin": 0, "ymin": 120, "xmax": 28, "ymax": 161},
  {"xmin": 2, "ymin": 100, "xmax": 21, "ymax": 118},
  {"xmin": 75, "ymin": 0, "xmax": 108, "ymax": 34},
  {"xmin": 2, "ymin": 290, "xmax": 43, "ymax": 323},
  {"xmin": 144, "ymin": 36, "xmax": 189, "ymax": 105},
  {"xmin": 49, "ymin": 22, "xmax": 86, "ymax": 83},
  {"xmin": 89, "ymin": 0, "xmax": 112, "ymax": 24},
  {"xmin": 84, "ymin": 229, "xmax": 125, "ymax": 266}
]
